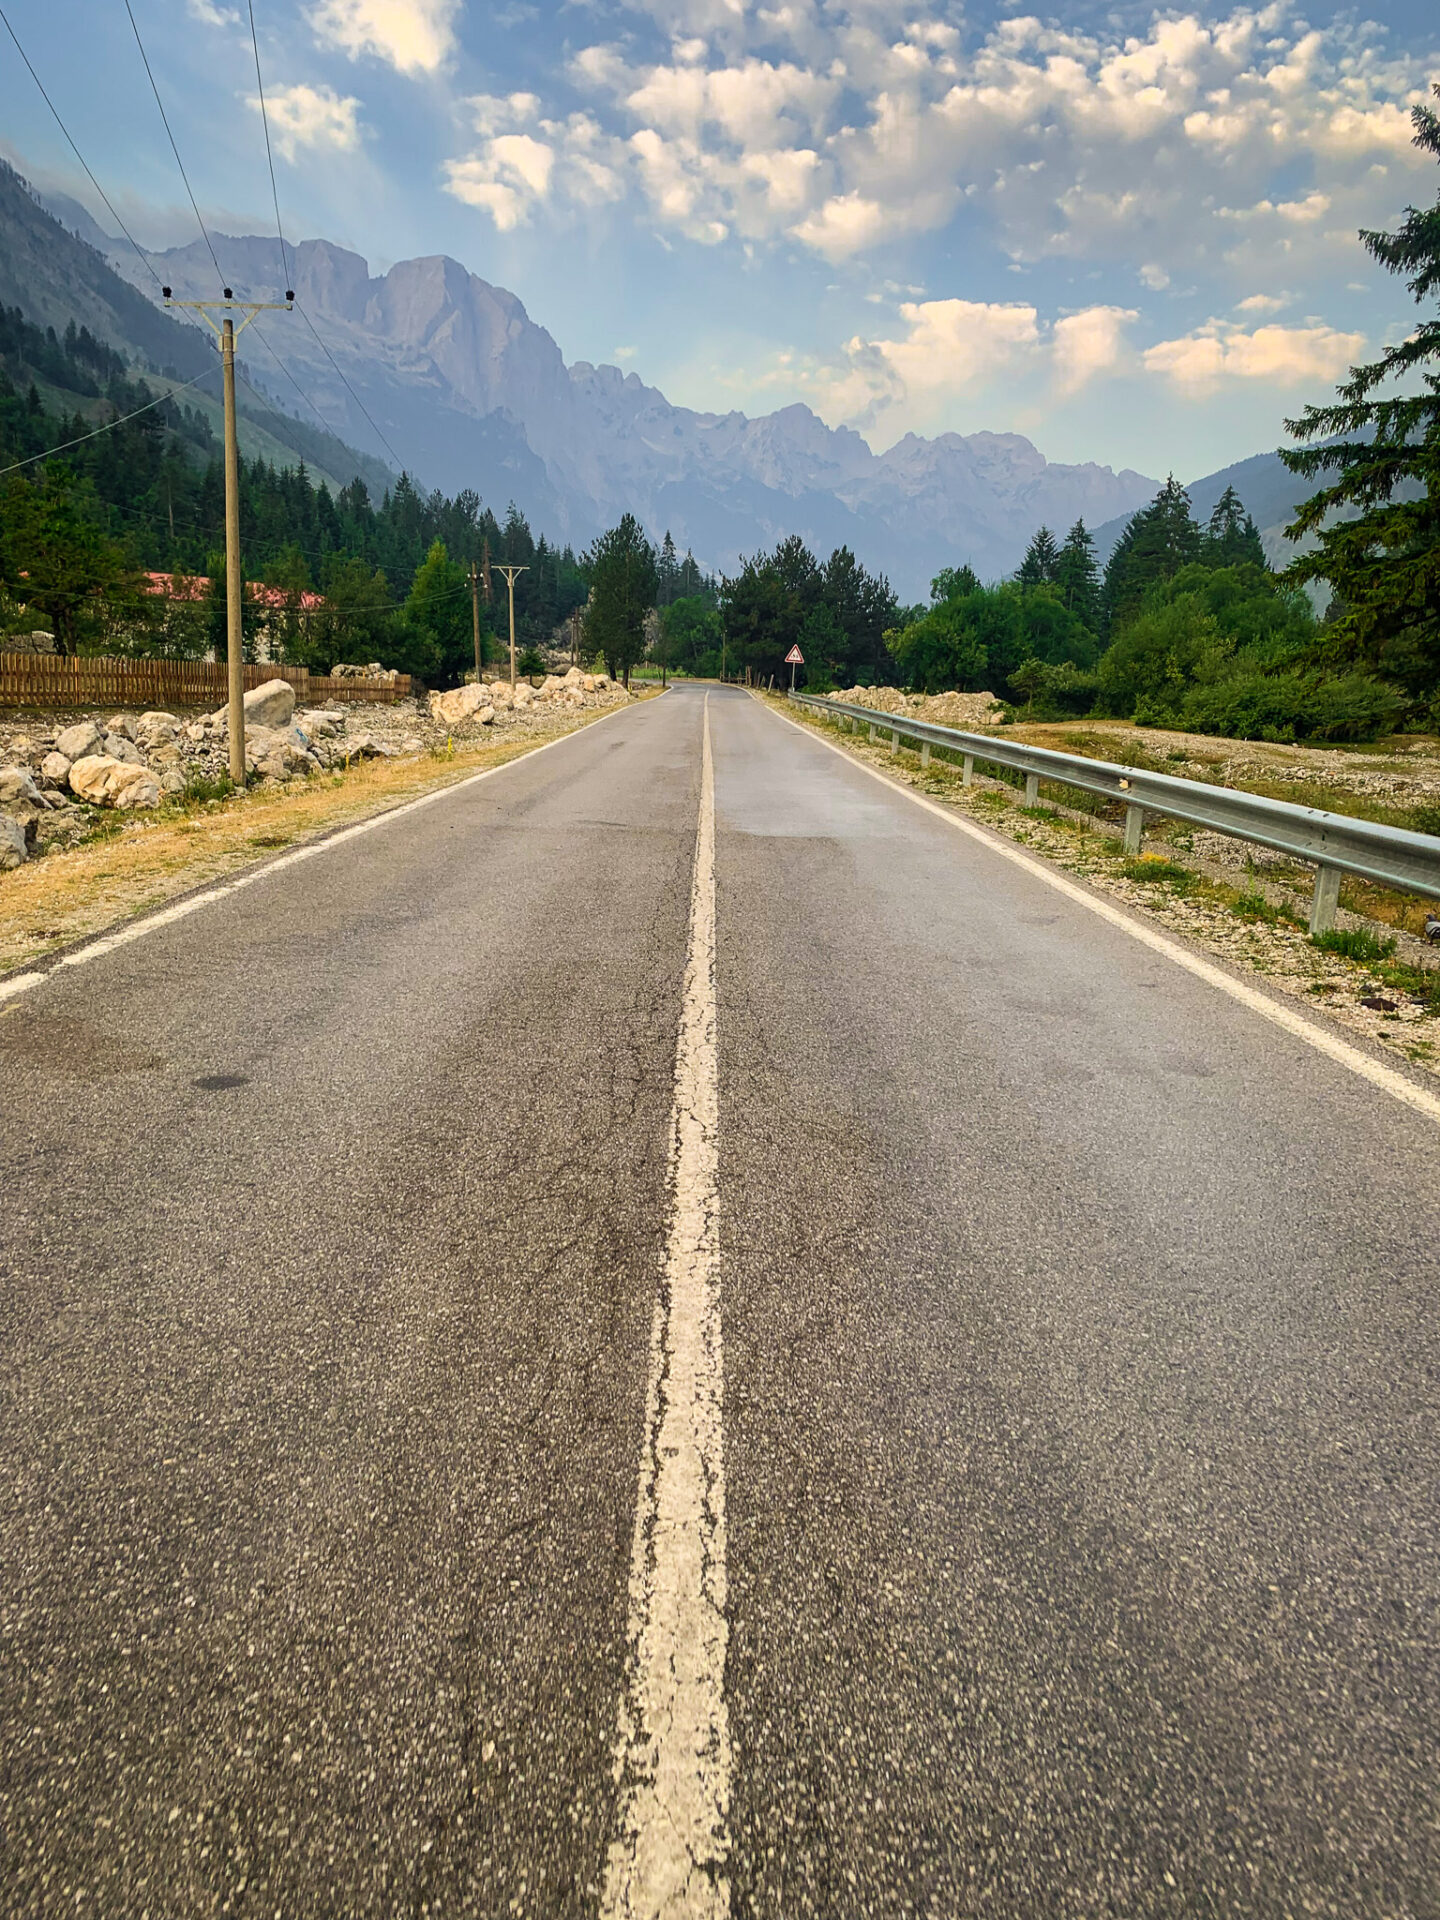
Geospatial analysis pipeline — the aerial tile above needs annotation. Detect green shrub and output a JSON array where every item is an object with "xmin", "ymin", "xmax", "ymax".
[
  {"xmin": 1407, "ymin": 802, "xmax": 1440, "ymax": 838},
  {"xmin": 1311, "ymin": 926, "xmax": 1397, "ymax": 962},
  {"xmin": 1178, "ymin": 670, "xmax": 1404, "ymax": 743}
]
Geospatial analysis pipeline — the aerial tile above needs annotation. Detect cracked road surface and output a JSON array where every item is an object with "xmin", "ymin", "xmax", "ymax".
[{"xmin": 2, "ymin": 683, "xmax": 1438, "ymax": 1918}]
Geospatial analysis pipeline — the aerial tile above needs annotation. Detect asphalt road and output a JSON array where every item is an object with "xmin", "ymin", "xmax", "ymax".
[{"xmin": 2, "ymin": 683, "xmax": 1437, "ymax": 1919}]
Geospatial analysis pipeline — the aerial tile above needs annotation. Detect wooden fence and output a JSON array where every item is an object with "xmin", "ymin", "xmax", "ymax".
[{"xmin": 0, "ymin": 654, "xmax": 410, "ymax": 710}]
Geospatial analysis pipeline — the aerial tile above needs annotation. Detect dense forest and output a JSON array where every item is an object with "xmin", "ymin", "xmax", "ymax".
[{"xmin": 0, "ymin": 303, "xmax": 613, "ymax": 679}]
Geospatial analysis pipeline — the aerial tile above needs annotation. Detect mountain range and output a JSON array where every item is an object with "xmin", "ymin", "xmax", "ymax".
[{"xmin": 12, "ymin": 159, "xmax": 1315, "ymax": 598}]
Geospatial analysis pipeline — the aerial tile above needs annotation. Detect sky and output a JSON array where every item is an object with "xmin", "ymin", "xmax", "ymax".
[{"xmin": 3, "ymin": 0, "xmax": 1438, "ymax": 483}]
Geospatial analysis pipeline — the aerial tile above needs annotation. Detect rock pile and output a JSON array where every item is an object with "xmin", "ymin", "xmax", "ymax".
[
  {"xmin": 428, "ymin": 666, "xmax": 630, "ymax": 731},
  {"xmin": 824, "ymin": 685, "xmax": 1005, "ymax": 729}
]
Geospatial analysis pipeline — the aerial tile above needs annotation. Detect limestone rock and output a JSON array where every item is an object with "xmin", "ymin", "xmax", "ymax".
[
  {"xmin": 0, "ymin": 813, "xmax": 27, "ymax": 868},
  {"xmin": 40, "ymin": 751, "xmax": 72, "ymax": 786},
  {"xmin": 245, "ymin": 678, "xmax": 297, "ymax": 729},
  {"xmin": 0, "ymin": 764, "xmax": 43, "ymax": 807},
  {"xmin": 299, "ymin": 708, "xmax": 344, "ymax": 737},
  {"xmin": 512, "ymin": 682, "xmax": 535, "ymax": 709},
  {"xmin": 160, "ymin": 769, "xmax": 186, "ymax": 794},
  {"xmin": 106, "ymin": 713, "xmax": 135, "ymax": 740},
  {"xmin": 136, "ymin": 710, "xmax": 179, "ymax": 749},
  {"xmin": 56, "ymin": 719, "xmax": 104, "ymax": 761},
  {"xmin": 430, "ymin": 682, "xmax": 494, "ymax": 728},
  {"xmin": 1, "ymin": 629, "xmax": 57, "ymax": 655},
  {"xmin": 103, "ymin": 733, "xmax": 144, "ymax": 765},
  {"xmin": 68, "ymin": 754, "xmax": 162, "ymax": 809}
]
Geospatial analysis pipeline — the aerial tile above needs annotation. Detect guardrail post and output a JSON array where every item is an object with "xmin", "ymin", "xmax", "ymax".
[
  {"xmin": 1024, "ymin": 772, "xmax": 1039, "ymax": 806},
  {"xmin": 890, "ymin": 728, "xmax": 899, "ymax": 754},
  {"xmin": 962, "ymin": 754, "xmax": 974, "ymax": 786},
  {"xmin": 868, "ymin": 723, "xmax": 878, "ymax": 743},
  {"xmin": 1309, "ymin": 863, "xmax": 1342, "ymax": 935},
  {"xmin": 920, "ymin": 742, "xmax": 930, "ymax": 768},
  {"xmin": 1123, "ymin": 804, "xmax": 1146, "ymax": 856}
]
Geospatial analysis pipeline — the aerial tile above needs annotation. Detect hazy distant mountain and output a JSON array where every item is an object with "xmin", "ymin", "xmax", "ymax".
[
  {"xmin": 89, "ymin": 221, "xmax": 1160, "ymax": 596},
  {"xmin": 0, "ymin": 161, "xmax": 393, "ymax": 497}
]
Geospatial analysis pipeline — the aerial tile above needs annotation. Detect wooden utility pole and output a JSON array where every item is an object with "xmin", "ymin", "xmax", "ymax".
[
  {"xmin": 470, "ymin": 561, "xmax": 483, "ymax": 682},
  {"xmin": 494, "ymin": 564, "xmax": 528, "ymax": 687},
  {"xmin": 164, "ymin": 283, "xmax": 292, "ymax": 785}
]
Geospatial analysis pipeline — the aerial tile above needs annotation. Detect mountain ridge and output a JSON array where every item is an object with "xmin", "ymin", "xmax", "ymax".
[{"xmin": 93, "ymin": 220, "xmax": 1163, "ymax": 596}]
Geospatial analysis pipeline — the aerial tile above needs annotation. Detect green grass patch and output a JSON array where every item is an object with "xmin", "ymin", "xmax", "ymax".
[
  {"xmin": 1310, "ymin": 926, "xmax": 1397, "ymax": 963},
  {"xmin": 1122, "ymin": 855, "xmax": 1195, "ymax": 888}
]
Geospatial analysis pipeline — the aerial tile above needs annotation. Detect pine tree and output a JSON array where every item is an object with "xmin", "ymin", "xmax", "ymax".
[
  {"xmin": 1102, "ymin": 477, "xmax": 1202, "ymax": 631},
  {"xmin": 1282, "ymin": 83, "xmax": 1440, "ymax": 698},
  {"xmin": 1017, "ymin": 525, "xmax": 1060, "ymax": 586},
  {"xmin": 1054, "ymin": 520, "xmax": 1100, "ymax": 627},
  {"xmin": 1204, "ymin": 486, "xmax": 1267, "ymax": 569},
  {"xmin": 657, "ymin": 530, "xmax": 680, "ymax": 607},
  {"xmin": 583, "ymin": 514, "xmax": 658, "ymax": 685}
]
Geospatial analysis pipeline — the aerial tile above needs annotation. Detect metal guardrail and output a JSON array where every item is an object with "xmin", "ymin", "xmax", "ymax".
[{"xmin": 789, "ymin": 691, "xmax": 1440, "ymax": 932}]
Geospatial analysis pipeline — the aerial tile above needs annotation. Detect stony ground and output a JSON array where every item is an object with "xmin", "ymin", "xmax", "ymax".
[{"xmin": 777, "ymin": 693, "xmax": 1440, "ymax": 1082}]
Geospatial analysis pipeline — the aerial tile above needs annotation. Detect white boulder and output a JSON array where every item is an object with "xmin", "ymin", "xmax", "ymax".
[
  {"xmin": 105, "ymin": 713, "xmax": 135, "ymax": 741},
  {"xmin": 68, "ymin": 754, "xmax": 162, "ymax": 809},
  {"xmin": 299, "ymin": 708, "xmax": 344, "ymax": 737},
  {"xmin": 512, "ymin": 682, "xmax": 535, "ymax": 709},
  {"xmin": 56, "ymin": 719, "xmax": 104, "ymax": 761},
  {"xmin": 430, "ymin": 682, "xmax": 494, "ymax": 728},
  {"xmin": 213, "ymin": 679, "xmax": 296, "ymax": 731},
  {"xmin": 39, "ymin": 751, "xmax": 72, "ymax": 786},
  {"xmin": 103, "ymin": 733, "xmax": 144, "ymax": 765}
]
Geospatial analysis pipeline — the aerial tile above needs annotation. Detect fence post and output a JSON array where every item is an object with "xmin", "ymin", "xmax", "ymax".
[
  {"xmin": 962, "ymin": 753, "xmax": 975, "ymax": 786},
  {"xmin": 920, "ymin": 742, "xmax": 930, "ymax": 769},
  {"xmin": 1024, "ymin": 772, "xmax": 1040, "ymax": 806},
  {"xmin": 1309, "ymin": 863, "xmax": 1342, "ymax": 935},
  {"xmin": 1123, "ymin": 804, "xmax": 1146, "ymax": 856}
]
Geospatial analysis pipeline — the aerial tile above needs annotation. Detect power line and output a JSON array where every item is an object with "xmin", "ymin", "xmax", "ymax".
[
  {"xmin": 0, "ymin": 3, "xmax": 167, "ymax": 295},
  {"xmin": 245, "ymin": 0, "xmax": 291, "ymax": 296},
  {"xmin": 121, "ymin": 0, "xmax": 225, "ymax": 290},
  {"xmin": 0, "ymin": 369, "xmax": 217, "ymax": 476},
  {"xmin": 292, "ymin": 302, "xmax": 406, "ymax": 473}
]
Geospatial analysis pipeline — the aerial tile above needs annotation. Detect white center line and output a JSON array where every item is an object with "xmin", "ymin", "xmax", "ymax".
[{"xmin": 603, "ymin": 694, "xmax": 731, "ymax": 1920}]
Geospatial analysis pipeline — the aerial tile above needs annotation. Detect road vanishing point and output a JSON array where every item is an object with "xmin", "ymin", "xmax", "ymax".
[{"xmin": 2, "ymin": 684, "xmax": 1437, "ymax": 1918}]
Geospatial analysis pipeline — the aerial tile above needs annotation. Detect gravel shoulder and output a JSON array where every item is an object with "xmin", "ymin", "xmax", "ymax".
[
  {"xmin": 764, "ymin": 691, "xmax": 1440, "ymax": 1083},
  {"xmin": 0, "ymin": 691, "xmax": 659, "ymax": 978}
]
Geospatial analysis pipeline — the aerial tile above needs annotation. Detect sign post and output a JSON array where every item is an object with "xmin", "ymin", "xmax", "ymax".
[{"xmin": 785, "ymin": 643, "xmax": 804, "ymax": 691}]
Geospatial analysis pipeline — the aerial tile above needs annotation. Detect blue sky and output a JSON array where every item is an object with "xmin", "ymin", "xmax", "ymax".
[{"xmin": 3, "ymin": 0, "xmax": 1438, "ymax": 482}]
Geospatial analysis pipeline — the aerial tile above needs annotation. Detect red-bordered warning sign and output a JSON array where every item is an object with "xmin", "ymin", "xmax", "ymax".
[{"xmin": 784, "ymin": 645, "xmax": 804, "ymax": 664}]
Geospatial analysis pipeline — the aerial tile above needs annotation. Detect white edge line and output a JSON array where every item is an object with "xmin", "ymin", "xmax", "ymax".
[
  {"xmin": 761, "ymin": 694, "xmax": 1440, "ymax": 1127},
  {"xmin": 2, "ymin": 698, "xmax": 648, "ymax": 1001}
]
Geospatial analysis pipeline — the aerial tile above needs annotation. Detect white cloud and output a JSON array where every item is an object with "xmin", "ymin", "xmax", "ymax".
[
  {"xmin": 187, "ymin": 0, "xmax": 239, "ymax": 25},
  {"xmin": 1143, "ymin": 321, "xmax": 1365, "ymax": 392},
  {"xmin": 250, "ymin": 84, "xmax": 362, "ymax": 161},
  {"xmin": 309, "ymin": 0, "xmax": 458, "ymax": 74},
  {"xmin": 445, "ymin": 3, "xmax": 1431, "ymax": 295},
  {"xmin": 1052, "ymin": 306, "xmax": 1138, "ymax": 394},
  {"xmin": 776, "ymin": 297, "xmax": 1139, "ymax": 438}
]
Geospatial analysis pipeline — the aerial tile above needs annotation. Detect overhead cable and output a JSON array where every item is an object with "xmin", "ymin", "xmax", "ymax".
[
  {"xmin": 121, "ymin": 0, "xmax": 226, "ymax": 289},
  {"xmin": 0, "ymin": 3, "xmax": 167, "ymax": 294}
]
